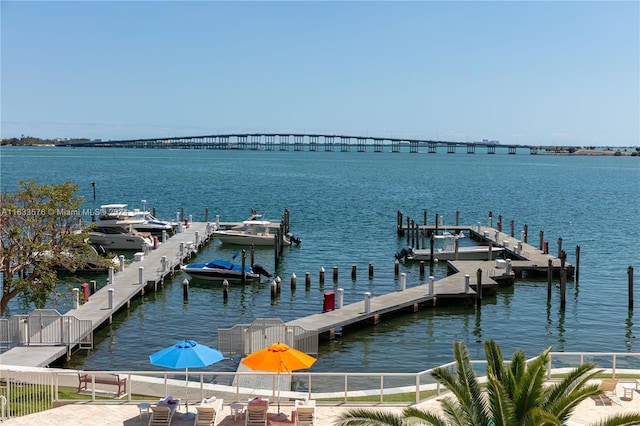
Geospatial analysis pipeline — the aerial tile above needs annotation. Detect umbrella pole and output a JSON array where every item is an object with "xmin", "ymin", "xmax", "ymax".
[{"xmin": 185, "ymin": 367, "xmax": 189, "ymax": 414}]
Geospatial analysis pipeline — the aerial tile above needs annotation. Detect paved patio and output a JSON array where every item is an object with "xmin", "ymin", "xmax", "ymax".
[{"xmin": 3, "ymin": 382, "xmax": 640, "ymax": 426}]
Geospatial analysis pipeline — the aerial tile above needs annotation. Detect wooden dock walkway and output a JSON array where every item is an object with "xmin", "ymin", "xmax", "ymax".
[{"xmin": 0, "ymin": 222, "xmax": 216, "ymax": 368}]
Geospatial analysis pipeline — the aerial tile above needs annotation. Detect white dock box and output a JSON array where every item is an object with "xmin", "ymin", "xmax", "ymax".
[
  {"xmin": 134, "ymin": 252, "xmax": 145, "ymax": 262},
  {"xmin": 495, "ymin": 259, "xmax": 507, "ymax": 269}
]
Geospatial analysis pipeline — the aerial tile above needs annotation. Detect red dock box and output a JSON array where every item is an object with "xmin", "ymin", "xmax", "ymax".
[{"xmin": 323, "ymin": 291, "xmax": 335, "ymax": 312}]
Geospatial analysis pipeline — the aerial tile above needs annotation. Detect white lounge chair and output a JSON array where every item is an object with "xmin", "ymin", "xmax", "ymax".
[
  {"xmin": 599, "ymin": 379, "xmax": 622, "ymax": 406},
  {"xmin": 147, "ymin": 405, "xmax": 173, "ymax": 426},
  {"xmin": 245, "ymin": 398, "xmax": 269, "ymax": 426},
  {"xmin": 195, "ymin": 398, "xmax": 223, "ymax": 426},
  {"xmin": 294, "ymin": 399, "xmax": 316, "ymax": 426}
]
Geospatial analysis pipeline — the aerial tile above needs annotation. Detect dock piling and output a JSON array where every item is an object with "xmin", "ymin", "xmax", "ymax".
[
  {"xmin": 476, "ymin": 268, "xmax": 483, "ymax": 309},
  {"xmin": 465, "ymin": 274, "xmax": 470, "ymax": 293},
  {"xmin": 108, "ymin": 288, "xmax": 114, "ymax": 310},
  {"xmin": 428, "ymin": 276, "xmax": 434, "ymax": 295},
  {"xmin": 319, "ymin": 267, "xmax": 325, "ymax": 287},
  {"xmin": 305, "ymin": 272, "xmax": 311, "ymax": 290},
  {"xmin": 351, "ymin": 265, "xmax": 356, "ymax": 281},
  {"xmin": 368, "ymin": 262, "xmax": 374, "ymax": 279},
  {"xmin": 576, "ymin": 245, "xmax": 581, "ymax": 283},
  {"xmin": 223, "ymin": 280, "xmax": 229, "ymax": 301},
  {"xmin": 89, "ymin": 280, "xmax": 96, "ymax": 295},
  {"xmin": 138, "ymin": 267, "xmax": 144, "ymax": 285},
  {"xmin": 629, "ymin": 266, "xmax": 634, "ymax": 311},
  {"xmin": 119, "ymin": 255, "xmax": 125, "ymax": 272},
  {"xmin": 394, "ymin": 260, "xmax": 399, "ymax": 278},
  {"xmin": 547, "ymin": 258, "xmax": 553, "ymax": 300},
  {"xmin": 364, "ymin": 292, "xmax": 371, "ymax": 313},
  {"xmin": 72, "ymin": 288, "xmax": 79, "ymax": 309},
  {"xmin": 337, "ymin": 288, "xmax": 344, "ymax": 309},
  {"xmin": 109, "ymin": 267, "xmax": 114, "ymax": 286},
  {"xmin": 560, "ymin": 269, "xmax": 566, "ymax": 311},
  {"xmin": 182, "ymin": 279, "xmax": 189, "ymax": 302},
  {"xmin": 290, "ymin": 273, "xmax": 297, "ymax": 291},
  {"xmin": 400, "ymin": 273, "xmax": 406, "ymax": 291}
]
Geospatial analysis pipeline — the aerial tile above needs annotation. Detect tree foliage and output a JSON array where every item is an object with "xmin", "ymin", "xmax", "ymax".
[
  {"xmin": 0, "ymin": 180, "xmax": 99, "ymax": 315},
  {"xmin": 334, "ymin": 340, "xmax": 640, "ymax": 426}
]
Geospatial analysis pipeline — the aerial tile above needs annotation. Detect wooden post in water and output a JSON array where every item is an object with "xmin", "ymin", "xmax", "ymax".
[
  {"xmin": 510, "ymin": 220, "xmax": 515, "ymax": 237},
  {"xmin": 290, "ymin": 273, "xmax": 297, "ymax": 291},
  {"xmin": 319, "ymin": 267, "xmax": 325, "ymax": 286},
  {"xmin": 183, "ymin": 279, "xmax": 189, "ymax": 303},
  {"xmin": 397, "ymin": 211, "xmax": 403, "ymax": 236},
  {"xmin": 181, "ymin": 207, "xmax": 185, "ymax": 222},
  {"xmin": 241, "ymin": 249, "xmax": 247, "ymax": 285},
  {"xmin": 205, "ymin": 207, "xmax": 209, "ymax": 223},
  {"xmin": 575, "ymin": 245, "xmax": 580, "ymax": 283},
  {"xmin": 547, "ymin": 258, "xmax": 553, "ymax": 300},
  {"xmin": 539, "ymin": 230, "xmax": 544, "ymax": 250},
  {"xmin": 560, "ymin": 269, "xmax": 566, "ymax": 311},
  {"xmin": 430, "ymin": 234, "xmax": 435, "ymax": 264},
  {"xmin": 629, "ymin": 266, "xmax": 634, "ymax": 311},
  {"xmin": 250, "ymin": 245, "xmax": 255, "ymax": 267},
  {"xmin": 456, "ymin": 210, "xmax": 460, "ymax": 226},
  {"xmin": 394, "ymin": 260, "xmax": 399, "ymax": 278},
  {"xmin": 476, "ymin": 268, "xmax": 483, "ymax": 309},
  {"xmin": 409, "ymin": 219, "xmax": 416, "ymax": 247},
  {"xmin": 558, "ymin": 237, "xmax": 563, "ymax": 258},
  {"xmin": 351, "ymin": 265, "xmax": 357, "ymax": 281},
  {"xmin": 406, "ymin": 216, "xmax": 410, "ymax": 241},
  {"xmin": 420, "ymin": 261, "xmax": 425, "ymax": 276},
  {"xmin": 523, "ymin": 224, "xmax": 528, "ymax": 243},
  {"xmin": 368, "ymin": 262, "xmax": 374, "ymax": 279},
  {"xmin": 333, "ymin": 266, "xmax": 339, "ymax": 282},
  {"xmin": 488, "ymin": 211, "xmax": 492, "ymax": 228},
  {"xmin": 435, "ymin": 213, "xmax": 439, "ymax": 235},
  {"xmin": 305, "ymin": 272, "xmax": 311, "ymax": 290},
  {"xmin": 423, "ymin": 210, "xmax": 427, "ymax": 226},
  {"xmin": 497, "ymin": 214, "xmax": 502, "ymax": 232}
]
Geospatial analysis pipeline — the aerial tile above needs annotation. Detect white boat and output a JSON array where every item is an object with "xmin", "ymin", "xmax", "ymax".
[
  {"xmin": 88, "ymin": 226, "xmax": 154, "ymax": 251},
  {"xmin": 213, "ymin": 220, "xmax": 300, "ymax": 246},
  {"xmin": 395, "ymin": 234, "xmax": 504, "ymax": 262},
  {"xmin": 95, "ymin": 203, "xmax": 176, "ymax": 235}
]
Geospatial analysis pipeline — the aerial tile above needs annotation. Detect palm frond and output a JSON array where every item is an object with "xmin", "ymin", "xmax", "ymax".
[
  {"xmin": 402, "ymin": 406, "xmax": 448, "ymax": 426},
  {"xmin": 588, "ymin": 412, "xmax": 640, "ymax": 426},
  {"xmin": 333, "ymin": 408, "xmax": 404, "ymax": 426}
]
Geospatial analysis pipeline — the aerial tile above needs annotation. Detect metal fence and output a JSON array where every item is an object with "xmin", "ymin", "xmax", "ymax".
[
  {"xmin": 1, "ymin": 351, "xmax": 640, "ymax": 419},
  {"xmin": 218, "ymin": 318, "xmax": 318, "ymax": 356},
  {"xmin": 0, "ymin": 371, "xmax": 53, "ymax": 420},
  {"xmin": 0, "ymin": 309, "xmax": 92, "ymax": 354}
]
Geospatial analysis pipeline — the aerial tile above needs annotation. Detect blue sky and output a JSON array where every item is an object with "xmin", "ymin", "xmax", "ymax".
[{"xmin": 1, "ymin": 1, "xmax": 638, "ymax": 147}]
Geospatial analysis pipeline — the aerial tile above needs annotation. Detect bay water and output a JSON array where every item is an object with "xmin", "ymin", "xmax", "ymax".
[{"xmin": 1, "ymin": 146, "xmax": 638, "ymax": 374}]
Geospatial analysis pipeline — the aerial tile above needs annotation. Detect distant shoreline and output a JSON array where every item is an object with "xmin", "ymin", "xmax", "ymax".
[{"xmin": 557, "ymin": 149, "xmax": 637, "ymax": 156}]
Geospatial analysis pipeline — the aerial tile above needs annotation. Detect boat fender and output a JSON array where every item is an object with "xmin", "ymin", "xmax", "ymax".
[{"xmin": 252, "ymin": 263, "xmax": 272, "ymax": 278}]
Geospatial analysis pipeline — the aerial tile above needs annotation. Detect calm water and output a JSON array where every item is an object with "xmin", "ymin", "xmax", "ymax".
[{"xmin": 1, "ymin": 146, "xmax": 639, "ymax": 373}]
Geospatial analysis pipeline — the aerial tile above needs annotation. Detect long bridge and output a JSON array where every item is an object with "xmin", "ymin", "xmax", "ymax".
[{"xmin": 57, "ymin": 133, "xmax": 543, "ymax": 154}]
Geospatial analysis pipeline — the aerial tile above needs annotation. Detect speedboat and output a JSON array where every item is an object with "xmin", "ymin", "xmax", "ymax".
[
  {"xmin": 181, "ymin": 259, "xmax": 271, "ymax": 282},
  {"xmin": 395, "ymin": 234, "xmax": 504, "ymax": 262},
  {"xmin": 88, "ymin": 226, "xmax": 154, "ymax": 251},
  {"xmin": 213, "ymin": 220, "xmax": 301, "ymax": 246}
]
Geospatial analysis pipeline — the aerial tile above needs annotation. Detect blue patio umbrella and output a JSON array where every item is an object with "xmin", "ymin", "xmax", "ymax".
[{"xmin": 149, "ymin": 340, "xmax": 224, "ymax": 419}]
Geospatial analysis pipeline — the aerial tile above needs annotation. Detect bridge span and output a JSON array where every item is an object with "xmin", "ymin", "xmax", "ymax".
[{"xmin": 57, "ymin": 133, "xmax": 540, "ymax": 154}]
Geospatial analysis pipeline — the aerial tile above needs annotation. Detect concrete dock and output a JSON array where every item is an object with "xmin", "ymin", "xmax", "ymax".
[{"xmin": 0, "ymin": 222, "xmax": 217, "ymax": 368}]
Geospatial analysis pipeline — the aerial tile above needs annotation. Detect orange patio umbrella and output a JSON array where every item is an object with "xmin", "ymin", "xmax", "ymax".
[{"xmin": 241, "ymin": 342, "xmax": 316, "ymax": 413}]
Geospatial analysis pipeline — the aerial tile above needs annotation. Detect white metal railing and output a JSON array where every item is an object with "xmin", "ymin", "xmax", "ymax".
[{"xmin": 1, "ymin": 351, "xmax": 639, "ymax": 419}]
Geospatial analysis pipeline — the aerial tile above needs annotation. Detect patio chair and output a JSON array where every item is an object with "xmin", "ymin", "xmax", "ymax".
[
  {"xmin": 147, "ymin": 405, "xmax": 174, "ymax": 426},
  {"xmin": 195, "ymin": 398, "xmax": 223, "ymax": 426},
  {"xmin": 244, "ymin": 403, "xmax": 268, "ymax": 426},
  {"xmin": 294, "ymin": 399, "xmax": 316, "ymax": 426},
  {"xmin": 599, "ymin": 379, "xmax": 622, "ymax": 405}
]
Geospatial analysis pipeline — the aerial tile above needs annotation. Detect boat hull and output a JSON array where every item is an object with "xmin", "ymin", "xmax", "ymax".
[
  {"xmin": 182, "ymin": 260, "xmax": 260, "ymax": 282},
  {"xmin": 88, "ymin": 232, "xmax": 153, "ymax": 251},
  {"xmin": 213, "ymin": 231, "xmax": 290, "ymax": 246},
  {"xmin": 407, "ymin": 246, "xmax": 505, "ymax": 261}
]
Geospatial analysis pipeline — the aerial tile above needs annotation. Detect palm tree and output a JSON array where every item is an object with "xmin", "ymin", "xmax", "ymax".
[{"xmin": 334, "ymin": 340, "xmax": 640, "ymax": 426}]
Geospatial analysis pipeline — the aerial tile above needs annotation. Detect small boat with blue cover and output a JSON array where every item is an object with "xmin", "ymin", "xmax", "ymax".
[{"xmin": 181, "ymin": 259, "xmax": 270, "ymax": 282}]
